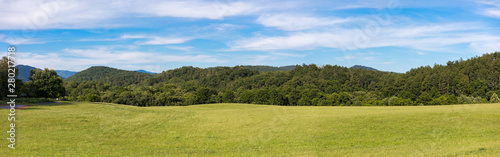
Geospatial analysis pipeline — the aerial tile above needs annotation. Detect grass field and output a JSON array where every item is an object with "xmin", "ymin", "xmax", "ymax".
[{"xmin": 1, "ymin": 102, "xmax": 500, "ymax": 156}]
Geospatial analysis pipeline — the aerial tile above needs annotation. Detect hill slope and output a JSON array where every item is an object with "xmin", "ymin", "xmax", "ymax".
[
  {"xmin": 350, "ymin": 65, "xmax": 378, "ymax": 71},
  {"xmin": 64, "ymin": 52, "xmax": 500, "ymax": 106},
  {"xmin": 65, "ymin": 66, "xmax": 152, "ymax": 85}
]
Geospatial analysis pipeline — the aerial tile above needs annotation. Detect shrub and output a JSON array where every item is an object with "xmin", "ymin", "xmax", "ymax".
[{"xmin": 490, "ymin": 93, "xmax": 500, "ymax": 103}]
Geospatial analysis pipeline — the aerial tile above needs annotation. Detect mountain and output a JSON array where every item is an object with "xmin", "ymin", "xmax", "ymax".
[
  {"xmin": 65, "ymin": 66, "xmax": 152, "ymax": 85},
  {"xmin": 135, "ymin": 70, "xmax": 156, "ymax": 74},
  {"xmin": 55, "ymin": 70, "xmax": 77, "ymax": 79},
  {"xmin": 15, "ymin": 65, "xmax": 77, "ymax": 82},
  {"xmin": 350, "ymin": 65, "xmax": 378, "ymax": 71},
  {"xmin": 15, "ymin": 65, "xmax": 37, "ymax": 82}
]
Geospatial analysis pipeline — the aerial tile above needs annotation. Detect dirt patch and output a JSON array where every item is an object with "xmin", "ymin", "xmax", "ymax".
[
  {"xmin": 0, "ymin": 101, "xmax": 62, "ymax": 109},
  {"xmin": 0, "ymin": 105, "xmax": 31, "ymax": 109}
]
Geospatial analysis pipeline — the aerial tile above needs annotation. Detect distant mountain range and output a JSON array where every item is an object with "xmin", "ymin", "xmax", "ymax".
[
  {"xmin": 135, "ymin": 69, "xmax": 156, "ymax": 74},
  {"xmin": 15, "ymin": 65, "xmax": 77, "ymax": 82}
]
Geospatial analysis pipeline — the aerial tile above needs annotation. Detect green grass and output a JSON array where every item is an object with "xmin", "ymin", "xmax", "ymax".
[{"xmin": 2, "ymin": 102, "xmax": 500, "ymax": 156}]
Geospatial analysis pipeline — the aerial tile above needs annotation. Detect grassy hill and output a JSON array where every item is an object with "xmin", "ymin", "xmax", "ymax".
[
  {"xmin": 2, "ymin": 102, "xmax": 499, "ymax": 156},
  {"xmin": 351, "ymin": 65, "xmax": 378, "ymax": 71},
  {"xmin": 65, "ymin": 66, "xmax": 151, "ymax": 85}
]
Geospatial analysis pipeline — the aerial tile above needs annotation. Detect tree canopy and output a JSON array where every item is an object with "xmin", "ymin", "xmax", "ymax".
[
  {"xmin": 64, "ymin": 52, "xmax": 500, "ymax": 106},
  {"xmin": 25, "ymin": 68, "xmax": 65, "ymax": 98}
]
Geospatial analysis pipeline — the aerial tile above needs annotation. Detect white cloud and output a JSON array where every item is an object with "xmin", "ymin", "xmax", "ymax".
[
  {"xmin": 166, "ymin": 46, "xmax": 194, "ymax": 51},
  {"xmin": 469, "ymin": 41, "xmax": 500, "ymax": 54},
  {"xmin": 16, "ymin": 48, "xmax": 226, "ymax": 71},
  {"xmin": 1, "ymin": 37, "xmax": 44, "ymax": 45},
  {"xmin": 229, "ymin": 23, "xmax": 500, "ymax": 53},
  {"xmin": 0, "ymin": 0, "xmax": 264, "ymax": 30},
  {"xmin": 121, "ymin": 34, "xmax": 149, "ymax": 39},
  {"xmin": 270, "ymin": 52, "xmax": 308, "ymax": 57},
  {"xmin": 138, "ymin": 37, "xmax": 191, "ymax": 45},
  {"xmin": 483, "ymin": 8, "xmax": 500, "ymax": 18},
  {"xmin": 475, "ymin": 0, "xmax": 500, "ymax": 18},
  {"xmin": 257, "ymin": 14, "xmax": 350, "ymax": 31},
  {"xmin": 142, "ymin": 0, "xmax": 260, "ymax": 19},
  {"xmin": 230, "ymin": 51, "xmax": 308, "ymax": 65},
  {"xmin": 336, "ymin": 52, "xmax": 377, "ymax": 61},
  {"xmin": 120, "ymin": 34, "xmax": 191, "ymax": 45}
]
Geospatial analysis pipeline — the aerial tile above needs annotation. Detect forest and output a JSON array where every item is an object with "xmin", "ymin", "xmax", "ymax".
[{"xmin": 58, "ymin": 52, "xmax": 500, "ymax": 106}]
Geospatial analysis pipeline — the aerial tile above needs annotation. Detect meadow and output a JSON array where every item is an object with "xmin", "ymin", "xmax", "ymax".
[{"xmin": 1, "ymin": 102, "xmax": 500, "ymax": 156}]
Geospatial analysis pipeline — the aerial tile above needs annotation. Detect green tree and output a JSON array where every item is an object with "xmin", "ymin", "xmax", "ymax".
[
  {"xmin": 196, "ymin": 87, "xmax": 213, "ymax": 104},
  {"xmin": 25, "ymin": 68, "xmax": 65, "ymax": 98},
  {"xmin": 86, "ymin": 93, "xmax": 100, "ymax": 102},
  {"xmin": 222, "ymin": 91, "xmax": 235, "ymax": 103},
  {"xmin": 490, "ymin": 93, "xmax": 500, "ymax": 103},
  {"xmin": 0, "ymin": 56, "xmax": 23, "ymax": 99},
  {"xmin": 417, "ymin": 92, "xmax": 432, "ymax": 105}
]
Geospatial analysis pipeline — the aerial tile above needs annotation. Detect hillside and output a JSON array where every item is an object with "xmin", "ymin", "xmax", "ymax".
[
  {"xmin": 351, "ymin": 65, "xmax": 378, "ymax": 71},
  {"xmin": 65, "ymin": 66, "xmax": 152, "ymax": 85},
  {"xmin": 64, "ymin": 52, "xmax": 500, "ymax": 106}
]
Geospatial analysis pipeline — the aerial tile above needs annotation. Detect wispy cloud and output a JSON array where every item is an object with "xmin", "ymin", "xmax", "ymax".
[
  {"xmin": 336, "ymin": 52, "xmax": 377, "ymax": 61},
  {"xmin": 257, "ymin": 14, "xmax": 350, "ymax": 31},
  {"xmin": 1, "ymin": 37, "xmax": 44, "ymax": 45},
  {"xmin": 121, "ymin": 34, "xmax": 191, "ymax": 45},
  {"xmin": 270, "ymin": 52, "xmax": 308, "ymax": 57},
  {"xmin": 0, "ymin": 0, "xmax": 266, "ymax": 30},
  {"xmin": 16, "ymin": 47, "xmax": 226, "ymax": 71},
  {"xmin": 229, "ymin": 23, "xmax": 500, "ymax": 53},
  {"xmin": 166, "ymin": 46, "xmax": 194, "ymax": 52},
  {"xmin": 475, "ymin": 0, "xmax": 500, "ymax": 18}
]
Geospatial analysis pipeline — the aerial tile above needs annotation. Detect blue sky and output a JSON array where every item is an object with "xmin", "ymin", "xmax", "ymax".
[{"xmin": 1, "ymin": 0, "xmax": 500, "ymax": 73}]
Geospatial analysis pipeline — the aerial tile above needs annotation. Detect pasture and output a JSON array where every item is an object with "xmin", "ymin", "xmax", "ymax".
[{"xmin": 1, "ymin": 102, "xmax": 500, "ymax": 156}]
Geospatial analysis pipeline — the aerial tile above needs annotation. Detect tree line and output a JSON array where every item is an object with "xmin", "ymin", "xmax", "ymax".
[{"xmin": 60, "ymin": 52, "xmax": 500, "ymax": 106}]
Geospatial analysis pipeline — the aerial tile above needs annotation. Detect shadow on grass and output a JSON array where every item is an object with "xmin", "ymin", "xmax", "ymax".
[{"xmin": 4, "ymin": 101, "xmax": 77, "ymax": 110}]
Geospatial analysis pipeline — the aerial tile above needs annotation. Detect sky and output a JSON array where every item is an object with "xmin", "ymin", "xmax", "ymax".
[{"xmin": 1, "ymin": 0, "xmax": 500, "ymax": 73}]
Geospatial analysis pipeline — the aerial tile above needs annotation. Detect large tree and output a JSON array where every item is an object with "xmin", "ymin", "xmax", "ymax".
[
  {"xmin": 0, "ymin": 56, "xmax": 23, "ymax": 99},
  {"xmin": 25, "ymin": 68, "xmax": 65, "ymax": 98}
]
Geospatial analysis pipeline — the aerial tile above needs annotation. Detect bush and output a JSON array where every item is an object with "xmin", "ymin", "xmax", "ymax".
[
  {"xmin": 457, "ymin": 95, "xmax": 483, "ymax": 104},
  {"xmin": 490, "ymin": 93, "xmax": 500, "ymax": 103}
]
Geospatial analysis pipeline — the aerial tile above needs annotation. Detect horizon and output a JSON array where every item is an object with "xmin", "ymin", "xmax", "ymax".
[{"xmin": 1, "ymin": 0, "xmax": 500, "ymax": 73}]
